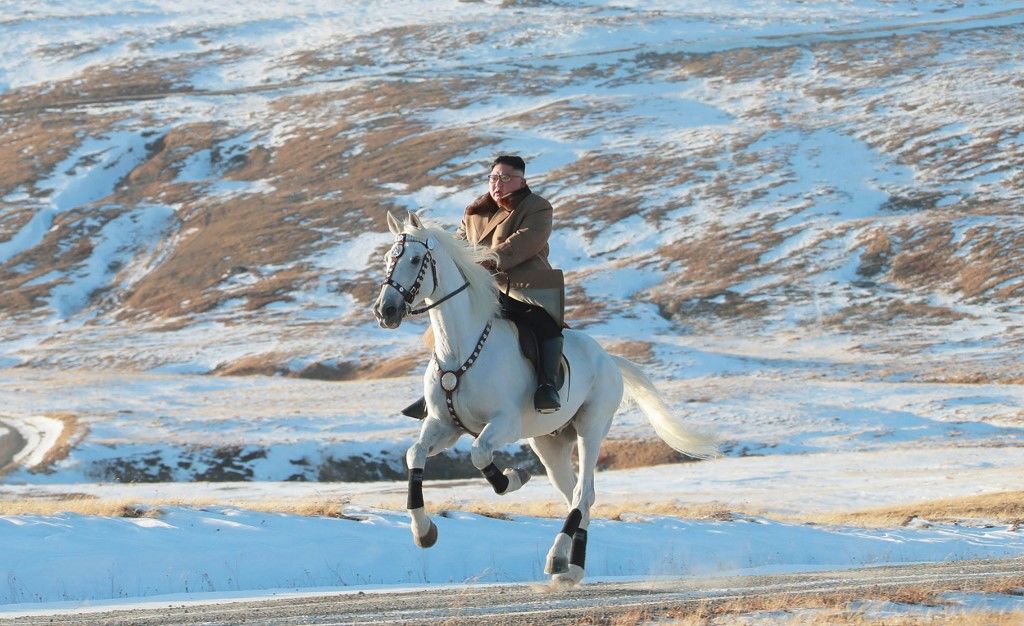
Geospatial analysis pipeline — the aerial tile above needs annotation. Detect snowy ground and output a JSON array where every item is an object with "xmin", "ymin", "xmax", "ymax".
[
  {"xmin": 1, "ymin": 368, "xmax": 1023, "ymax": 610},
  {"xmin": 2, "ymin": 505, "xmax": 1023, "ymax": 611}
]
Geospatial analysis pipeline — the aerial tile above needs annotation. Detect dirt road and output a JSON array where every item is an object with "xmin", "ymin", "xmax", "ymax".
[
  {"xmin": 2, "ymin": 557, "xmax": 1020, "ymax": 625},
  {"xmin": 0, "ymin": 419, "xmax": 26, "ymax": 471}
]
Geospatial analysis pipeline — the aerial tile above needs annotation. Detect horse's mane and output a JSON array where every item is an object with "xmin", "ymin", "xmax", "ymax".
[{"xmin": 404, "ymin": 216, "xmax": 500, "ymax": 323}]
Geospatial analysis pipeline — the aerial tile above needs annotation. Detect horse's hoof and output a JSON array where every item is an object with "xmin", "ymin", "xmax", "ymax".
[
  {"xmin": 545, "ymin": 555, "xmax": 568, "ymax": 575},
  {"xmin": 552, "ymin": 564, "xmax": 584, "ymax": 586},
  {"xmin": 505, "ymin": 467, "xmax": 531, "ymax": 491},
  {"xmin": 414, "ymin": 520, "xmax": 438, "ymax": 548},
  {"xmin": 517, "ymin": 468, "xmax": 531, "ymax": 486}
]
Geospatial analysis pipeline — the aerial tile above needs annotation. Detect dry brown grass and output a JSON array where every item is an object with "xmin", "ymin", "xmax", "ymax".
[
  {"xmin": 824, "ymin": 299, "xmax": 970, "ymax": 333},
  {"xmin": 599, "ymin": 580, "xmax": 1024, "ymax": 625},
  {"xmin": 2, "ymin": 15, "xmax": 1022, "ymax": 343},
  {"xmin": 210, "ymin": 353, "xmax": 291, "ymax": 377},
  {"xmin": 604, "ymin": 341, "xmax": 655, "ymax": 364},
  {"xmin": 4, "ymin": 491, "xmax": 1024, "ymax": 532},
  {"xmin": 805, "ymin": 491, "xmax": 1024, "ymax": 528},
  {"xmin": 0, "ymin": 492, "xmax": 751, "ymax": 521},
  {"xmin": 0, "ymin": 495, "xmax": 360, "ymax": 518},
  {"xmin": 438, "ymin": 499, "xmax": 750, "ymax": 523},
  {"xmin": 357, "ymin": 353, "xmax": 423, "ymax": 379},
  {"xmin": 1, "ymin": 65, "xmax": 494, "ymax": 322},
  {"xmin": 211, "ymin": 352, "xmax": 421, "ymax": 380},
  {"xmin": 954, "ymin": 225, "xmax": 1024, "ymax": 299},
  {"xmin": 597, "ymin": 438, "xmax": 690, "ymax": 470},
  {"xmin": 0, "ymin": 497, "xmax": 164, "ymax": 518},
  {"xmin": 435, "ymin": 490, "xmax": 1024, "ymax": 529},
  {"xmin": 782, "ymin": 611, "xmax": 1024, "ymax": 626},
  {"xmin": 35, "ymin": 412, "xmax": 88, "ymax": 471},
  {"xmin": 915, "ymin": 371, "xmax": 1024, "ymax": 385}
]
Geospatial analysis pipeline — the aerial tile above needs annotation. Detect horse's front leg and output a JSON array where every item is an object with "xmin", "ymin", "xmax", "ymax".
[
  {"xmin": 406, "ymin": 417, "xmax": 460, "ymax": 548},
  {"xmin": 471, "ymin": 416, "xmax": 531, "ymax": 495}
]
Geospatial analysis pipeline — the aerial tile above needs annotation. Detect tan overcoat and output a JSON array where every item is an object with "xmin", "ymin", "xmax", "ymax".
[{"xmin": 457, "ymin": 187, "xmax": 565, "ymax": 325}]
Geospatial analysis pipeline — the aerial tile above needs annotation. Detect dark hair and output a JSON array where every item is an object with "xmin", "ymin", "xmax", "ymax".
[{"xmin": 492, "ymin": 155, "xmax": 526, "ymax": 173}]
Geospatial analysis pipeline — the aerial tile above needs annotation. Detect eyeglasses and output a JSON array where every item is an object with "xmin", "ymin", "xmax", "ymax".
[{"xmin": 487, "ymin": 173, "xmax": 523, "ymax": 183}]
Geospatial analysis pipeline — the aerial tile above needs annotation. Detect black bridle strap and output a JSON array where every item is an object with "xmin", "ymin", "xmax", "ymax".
[
  {"xmin": 382, "ymin": 234, "xmax": 436, "ymax": 306},
  {"xmin": 409, "ymin": 280, "xmax": 469, "ymax": 315},
  {"xmin": 384, "ymin": 233, "xmax": 471, "ymax": 316}
]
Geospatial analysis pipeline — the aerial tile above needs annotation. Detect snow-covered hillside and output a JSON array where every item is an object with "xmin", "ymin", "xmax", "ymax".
[{"xmin": 1, "ymin": 1, "xmax": 1022, "ymax": 381}]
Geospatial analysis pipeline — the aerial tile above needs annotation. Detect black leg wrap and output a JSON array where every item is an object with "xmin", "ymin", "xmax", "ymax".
[
  {"xmin": 407, "ymin": 468, "xmax": 424, "ymax": 510},
  {"xmin": 560, "ymin": 508, "xmax": 583, "ymax": 537},
  {"xmin": 570, "ymin": 529, "xmax": 588, "ymax": 569},
  {"xmin": 482, "ymin": 463, "xmax": 509, "ymax": 494}
]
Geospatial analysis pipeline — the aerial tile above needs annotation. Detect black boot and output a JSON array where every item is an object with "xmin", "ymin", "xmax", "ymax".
[
  {"xmin": 534, "ymin": 337, "xmax": 563, "ymax": 413},
  {"xmin": 401, "ymin": 397, "xmax": 428, "ymax": 420}
]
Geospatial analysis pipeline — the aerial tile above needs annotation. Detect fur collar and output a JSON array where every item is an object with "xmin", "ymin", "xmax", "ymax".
[{"xmin": 465, "ymin": 186, "xmax": 532, "ymax": 216}]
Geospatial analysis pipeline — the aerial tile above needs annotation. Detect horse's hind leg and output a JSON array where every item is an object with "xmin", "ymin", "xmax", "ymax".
[
  {"xmin": 405, "ymin": 417, "xmax": 460, "ymax": 548},
  {"xmin": 529, "ymin": 426, "xmax": 578, "ymax": 575}
]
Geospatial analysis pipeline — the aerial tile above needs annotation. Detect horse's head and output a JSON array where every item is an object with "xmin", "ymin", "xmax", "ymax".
[{"xmin": 373, "ymin": 212, "xmax": 439, "ymax": 328}]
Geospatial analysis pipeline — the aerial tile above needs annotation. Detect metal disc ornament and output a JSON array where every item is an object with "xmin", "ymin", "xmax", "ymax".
[{"xmin": 440, "ymin": 371, "xmax": 459, "ymax": 391}]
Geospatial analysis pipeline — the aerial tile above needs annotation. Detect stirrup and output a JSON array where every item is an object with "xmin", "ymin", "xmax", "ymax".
[
  {"xmin": 401, "ymin": 397, "xmax": 428, "ymax": 420},
  {"xmin": 534, "ymin": 384, "xmax": 560, "ymax": 414}
]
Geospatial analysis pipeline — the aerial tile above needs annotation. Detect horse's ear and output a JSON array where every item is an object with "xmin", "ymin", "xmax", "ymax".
[
  {"xmin": 386, "ymin": 211, "xmax": 402, "ymax": 235},
  {"xmin": 408, "ymin": 212, "xmax": 423, "ymax": 229}
]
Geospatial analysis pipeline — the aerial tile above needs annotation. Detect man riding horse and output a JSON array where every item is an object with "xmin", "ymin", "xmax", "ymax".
[{"xmin": 402, "ymin": 154, "xmax": 565, "ymax": 418}]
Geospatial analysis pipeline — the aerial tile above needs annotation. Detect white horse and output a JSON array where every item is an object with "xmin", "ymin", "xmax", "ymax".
[{"xmin": 373, "ymin": 212, "xmax": 717, "ymax": 585}]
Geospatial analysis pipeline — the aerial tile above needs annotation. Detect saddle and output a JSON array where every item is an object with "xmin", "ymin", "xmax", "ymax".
[
  {"xmin": 511, "ymin": 317, "xmax": 567, "ymax": 392},
  {"xmin": 419, "ymin": 320, "xmax": 568, "ymax": 391}
]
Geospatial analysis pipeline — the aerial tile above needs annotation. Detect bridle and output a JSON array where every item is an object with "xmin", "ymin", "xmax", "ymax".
[
  {"xmin": 382, "ymin": 233, "xmax": 470, "ymax": 315},
  {"xmin": 381, "ymin": 231, "xmax": 498, "ymax": 436}
]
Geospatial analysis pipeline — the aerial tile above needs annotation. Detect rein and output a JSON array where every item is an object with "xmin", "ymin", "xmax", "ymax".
[{"xmin": 382, "ymin": 233, "xmax": 469, "ymax": 315}]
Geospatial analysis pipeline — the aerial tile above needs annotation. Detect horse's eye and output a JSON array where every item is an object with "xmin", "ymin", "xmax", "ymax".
[{"xmin": 411, "ymin": 256, "xmax": 421, "ymax": 264}]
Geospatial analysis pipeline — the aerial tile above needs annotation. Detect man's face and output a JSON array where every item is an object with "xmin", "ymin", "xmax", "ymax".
[{"xmin": 488, "ymin": 163, "xmax": 526, "ymax": 203}]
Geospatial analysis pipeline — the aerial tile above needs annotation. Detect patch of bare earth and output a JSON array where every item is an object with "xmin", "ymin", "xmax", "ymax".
[
  {"xmin": 0, "ymin": 495, "xmax": 162, "ymax": 519},
  {"xmin": 1, "ymin": 16, "xmax": 1022, "ymax": 381},
  {"xmin": 824, "ymin": 299, "xmax": 971, "ymax": 334},
  {"xmin": 597, "ymin": 437, "xmax": 693, "ymax": 470},
  {"xmin": 32, "ymin": 412, "xmax": 88, "ymax": 473},
  {"xmin": 211, "ymin": 352, "xmax": 421, "ymax": 380},
  {"xmin": 2, "ymin": 60, "xmax": 502, "ymax": 324},
  {"xmin": 603, "ymin": 340, "xmax": 654, "ymax": 363},
  {"xmin": 0, "ymin": 59, "xmax": 192, "ymax": 114},
  {"xmin": 113, "ymin": 77, "xmax": 501, "ymax": 322},
  {"xmin": 807, "ymin": 491, "xmax": 1024, "ymax": 529},
  {"xmin": 603, "ymin": 588, "xmax": 1024, "ymax": 626}
]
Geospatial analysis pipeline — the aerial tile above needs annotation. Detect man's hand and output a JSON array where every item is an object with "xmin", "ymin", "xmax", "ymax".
[{"xmin": 480, "ymin": 259, "xmax": 497, "ymax": 272}]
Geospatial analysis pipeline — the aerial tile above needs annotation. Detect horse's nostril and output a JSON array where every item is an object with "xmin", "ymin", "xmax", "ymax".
[{"xmin": 384, "ymin": 304, "xmax": 397, "ymax": 318}]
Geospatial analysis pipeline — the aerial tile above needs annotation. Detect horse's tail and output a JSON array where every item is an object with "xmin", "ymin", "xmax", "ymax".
[{"xmin": 612, "ymin": 355, "xmax": 719, "ymax": 460}]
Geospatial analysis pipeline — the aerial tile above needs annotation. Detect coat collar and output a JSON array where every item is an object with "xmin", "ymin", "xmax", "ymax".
[
  {"xmin": 465, "ymin": 186, "xmax": 532, "ymax": 242},
  {"xmin": 465, "ymin": 186, "xmax": 532, "ymax": 216}
]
